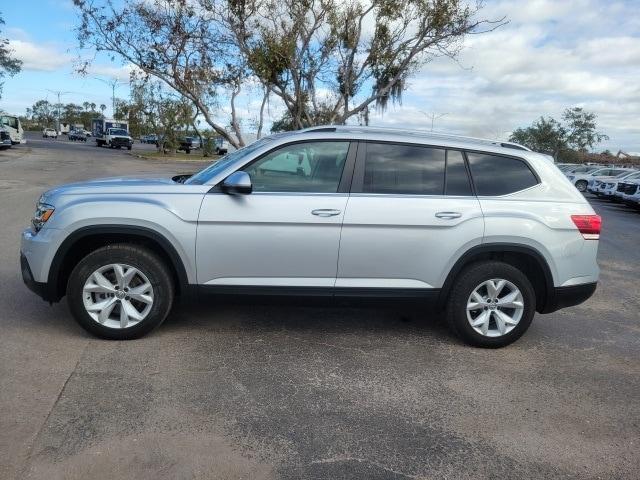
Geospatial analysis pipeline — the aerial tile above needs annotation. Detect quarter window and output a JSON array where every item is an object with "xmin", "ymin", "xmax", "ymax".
[
  {"xmin": 243, "ymin": 141, "xmax": 349, "ymax": 193},
  {"xmin": 467, "ymin": 153, "xmax": 538, "ymax": 196},
  {"xmin": 363, "ymin": 143, "xmax": 445, "ymax": 195}
]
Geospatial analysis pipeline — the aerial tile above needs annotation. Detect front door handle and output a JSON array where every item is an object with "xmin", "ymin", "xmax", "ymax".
[
  {"xmin": 435, "ymin": 211, "xmax": 462, "ymax": 219},
  {"xmin": 312, "ymin": 209, "xmax": 342, "ymax": 217}
]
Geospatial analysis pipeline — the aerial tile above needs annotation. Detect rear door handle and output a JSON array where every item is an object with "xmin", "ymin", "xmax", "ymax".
[
  {"xmin": 435, "ymin": 211, "xmax": 462, "ymax": 219},
  {"xmin": 312, "ymin": 209, "xmax": 342, "ymax": 217}
]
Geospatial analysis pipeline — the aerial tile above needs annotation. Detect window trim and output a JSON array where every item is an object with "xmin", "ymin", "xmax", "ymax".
[{"xmin": 212, "ymin": 139, "xmax": 357, "ymax": 195}]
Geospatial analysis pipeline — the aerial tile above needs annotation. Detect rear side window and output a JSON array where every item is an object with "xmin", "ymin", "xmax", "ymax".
[
  {"xmin": 467, "ymin": 153, "xmax": 538, "ymax": 196},
  {"xmin": 363, "ymin": 143, "xmax": 445, "ymax": 195},
  {"xmin": 445, "ymin": 150, "xmax": 472, "ymax": 196}
]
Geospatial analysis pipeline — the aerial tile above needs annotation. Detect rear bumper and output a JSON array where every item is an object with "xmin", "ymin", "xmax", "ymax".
[{"xmin": 540, "ymin": 282, "xmax": 597, "ymax": 314}]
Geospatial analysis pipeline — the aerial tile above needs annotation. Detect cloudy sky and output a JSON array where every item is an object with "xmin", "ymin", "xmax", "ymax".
[{"xmin": 1, "ymin": 0, "xmax": 639, "ymax": 152}]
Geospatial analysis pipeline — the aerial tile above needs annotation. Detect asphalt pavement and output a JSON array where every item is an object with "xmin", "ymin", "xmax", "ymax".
[{"xmin": 1, "ymin": 133, "xmax": 638, "ymax": 479}]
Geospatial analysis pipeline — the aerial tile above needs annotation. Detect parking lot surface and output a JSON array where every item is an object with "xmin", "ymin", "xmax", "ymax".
[{"xmin": 1, "ymin": 134, "xmax": 639, "ymax": 479}]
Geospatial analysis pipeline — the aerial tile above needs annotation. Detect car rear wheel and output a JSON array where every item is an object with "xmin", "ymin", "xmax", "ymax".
[
  {"xmin": 67, "ymin": 244, "xmax": 174, "ymax": 339},
  {"xmin": 575, "ymin": 180, "xmax": 588, "ymax": 192},
  {"xmin": 446, "ymin": 261, "xmax": 536, "ymax": 348}
]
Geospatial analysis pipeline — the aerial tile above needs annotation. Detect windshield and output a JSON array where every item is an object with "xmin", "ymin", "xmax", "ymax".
[
  {"xmin": 186, "ymin": 137, "xmax": 275, "ymax": 185},
  {"xmin": 109, "ymin": 129, "xmax": 128, "ymax": 136},
  {"xmin": 615, "ymin": 171, "xmax": 635, "ymax": 178}
]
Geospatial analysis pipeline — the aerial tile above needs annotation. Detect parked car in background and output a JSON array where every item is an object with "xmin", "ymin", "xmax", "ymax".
[
  {"xmin": 177, "ymin": 136, "xmax": 201, "ymax": 154},
  {"xmin": 591, "ymin": 171, "xmax": 640, "ymax": 198},
  {"xmin": 20, "ymin": 126, "xmax": 600, "ymax": 347},
  {"xmin": 42, "ymin": 128, "xmax": 58, "ymax": 139},
  {"xmin": 140, "ymin": 134, "xmax": 158, "ymax": 144},
  {"xmin": 0, "ymin": 129, "xmax": 12, "ymax": 149},
  {"xmin": 563, "ymin": 165, "xmax": 602, "ymax": 176},
  {"xmin": 567, "ymin": 167, "xmax": 631, "ymax": 192},
  {"xmin": 617, "ymin": 178, "xmax": 640, "ymax": 205},
  {"xmin": 68, "ymin": 130, "xmax": 88, "ymax": 142},
  {"xmin": 587, "ymin": 169, "xmax": 637, "ymax": 195}
]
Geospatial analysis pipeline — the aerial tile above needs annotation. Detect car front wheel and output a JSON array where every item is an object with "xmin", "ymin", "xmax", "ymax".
[
  {"xmin": 575, "ymin": 180, "xmax": 588, "ymax": 192},
  {"xmin": 446, "ymin": 261, "xmax": 536, "ymax": 348},
  {"xmin": 67, "ymin": 244, "xmax": 174, "ymax": 339}
]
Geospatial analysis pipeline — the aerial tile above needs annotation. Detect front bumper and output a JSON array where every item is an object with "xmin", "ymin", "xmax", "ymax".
[
  {"xmin": 540, "ymin": 282, "xmax": 597, "ymax": 314},
  {"xmin": 21, "ymin": 252, "xmax": 54, "ymax": 302},
  {"xmin": 111, "ymin": 137, "xmax": 133, "ymax": 147}
]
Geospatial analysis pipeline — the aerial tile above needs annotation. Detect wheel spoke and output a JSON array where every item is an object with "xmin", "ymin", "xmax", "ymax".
[
  {"xmin": 119, "ymin": 300, "xmax": 129, "ymax": 328},
  {"xmin": 113, "ymin": 264, "xmax": 126, "ymax": 289},
  {"xmin": 122, "ymin": 266, "xmax": 138, "ymax": 288},
  {"xmin": 493, "ymin": 311, "xmax": 507, "ymax": 335},
  {"xmin": 122, "ymin": 300, "xmax": 144, "ymax": 323},
  {"xmin": 84, "ymin": 282, "xmax": 114, "ymax": 294},
  {"xmin": 86, "ymin": 297, "xmax": 116, "ymax": 312},
  {"xmin": 92, "ymin": 271, "xmax": 116, "ymax": 292},
  {"xmin": 471, "ymin": 310, "xmax": 490, "ymax": 328},
  {"xmin": 495, "ymin": 309, "xmax": 518, "ymax": 326},
  {"xmin": 98, "ymin": 298, "xmax": 117, "ymax": 323},
  {"xmin": 497, "ymin": 290, "xmax": 523, "ymax": 310}
]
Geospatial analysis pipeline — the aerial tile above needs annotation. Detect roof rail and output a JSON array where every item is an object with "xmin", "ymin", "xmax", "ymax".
[{"xmin": 301, "ymin": 125, "xmax": 531, "ymax": 151}]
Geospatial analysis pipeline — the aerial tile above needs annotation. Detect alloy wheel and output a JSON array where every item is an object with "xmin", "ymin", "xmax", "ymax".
[
  {"xmin": 82, "ymin": 263, "xmax": 154, "ymax": 329},
  {"xmin": 466, "ymin": 278, "xmax": 524, "ymax": 337}
]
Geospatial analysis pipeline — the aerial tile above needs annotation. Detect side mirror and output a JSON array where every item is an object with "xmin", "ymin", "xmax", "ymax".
[{"xmin": 222, "ymin": 171, "xmax": 252, "ymax": 194}]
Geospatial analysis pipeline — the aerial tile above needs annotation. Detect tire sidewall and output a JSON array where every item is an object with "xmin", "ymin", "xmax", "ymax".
[
  {"xmin": 67, "ymin": 245, "xmax": 173, "ymax": 340},
  {"xmin": 447, "ymin": 261, "xmax": 536, "ymax": 348}
]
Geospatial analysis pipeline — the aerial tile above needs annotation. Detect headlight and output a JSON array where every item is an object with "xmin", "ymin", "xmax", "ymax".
[{"xmin": 32, "ymin": 201, "xmax": 55, "ymax": 233}]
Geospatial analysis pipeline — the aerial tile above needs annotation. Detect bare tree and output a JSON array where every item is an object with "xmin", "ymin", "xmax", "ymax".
[
  {"xmin": 223, "ymin": 0, "xmax": 504, "ymax": 129},
  {"xmin": 74, "ymin": 0, "xmax": 253, "ymax": 147},
  {"xmin": 74, "ymin": 0, "xmax": 502, "ymax": 143}
]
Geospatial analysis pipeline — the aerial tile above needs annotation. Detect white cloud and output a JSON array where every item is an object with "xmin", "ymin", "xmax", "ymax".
[
  {"xmin": 8, "ymin": 40, "xmax": 72, "ymax": 72},
  {"xmin": 83, "ymin": 64, "xmax": 138, "ymax": 82},
  {"xmin": 363, "ymin": 0, "xmax": 640, "ymax": 151}
]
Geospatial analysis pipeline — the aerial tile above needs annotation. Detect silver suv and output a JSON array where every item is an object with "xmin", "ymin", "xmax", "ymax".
[{"xmin": 20, "ymin": 126, "xmax": 600, "ymax": 347}]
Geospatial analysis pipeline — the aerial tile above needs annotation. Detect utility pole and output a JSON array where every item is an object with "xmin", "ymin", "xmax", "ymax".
[
  {"xmin": 46, "ymin": 89, "xmax": 71, "ymax": 134},
  {"xmin": 420, "ymin": 111, "xmax": 449, "ymax": 131},
  {"xmin": 94, "ymin": 77, "xmax": 128, "ymax": 119}
]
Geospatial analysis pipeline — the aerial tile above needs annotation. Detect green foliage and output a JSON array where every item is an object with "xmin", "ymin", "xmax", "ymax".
[
  {"xmin": 0, "ymin": 12, "xmax": 22, "ymax": 99},
  {"xmin": 509, "ymin": 108, "xmax": 609, "ymax": 160},
  {"xmin": 26, "ymin": 99, "xmax": 103, "ymax": 129},
  {"xmin": 74, "ymin": 0, "xmax": 501, "ymax": 141}
]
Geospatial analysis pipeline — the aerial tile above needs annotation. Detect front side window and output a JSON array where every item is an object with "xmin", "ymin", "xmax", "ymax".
[
  {"xmin": 467, "ymin": 153, "xmax": 538, "ymax": 196},
  {"xmin": 363, "ymin": 143, "xmax": 445, "ymax": 195},
  {"xmin": 243, "ymin": 141, "xmax": 349, "ymax": 193}
]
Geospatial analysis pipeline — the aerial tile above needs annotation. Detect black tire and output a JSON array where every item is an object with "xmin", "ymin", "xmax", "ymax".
[
  {"xmin": 67, "ymin": 244, "xmax": 174, "ymax": 340},
  {"xmin": 575, "ymin": 180, "xmax": 588, "ymax": 192},
  {"xmin": 127, "ymin": 146, "xmax": 132, "ymax": 150},
  {"xmin": 445, "ymin": 261, "xmax": 536, "ymax": 348}
]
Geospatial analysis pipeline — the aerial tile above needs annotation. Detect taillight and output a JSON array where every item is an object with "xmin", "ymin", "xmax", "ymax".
[{"xmin": 571, "ymin": 215, "xmax": 602, "ymax": 240}]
